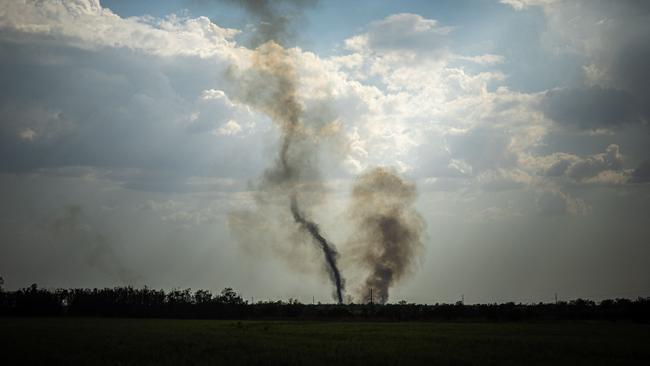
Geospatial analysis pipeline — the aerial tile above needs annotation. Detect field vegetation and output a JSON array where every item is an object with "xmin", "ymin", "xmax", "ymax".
[{"xmin": 2, "ymin": 318, "xmax": 650, "ymax": 365}]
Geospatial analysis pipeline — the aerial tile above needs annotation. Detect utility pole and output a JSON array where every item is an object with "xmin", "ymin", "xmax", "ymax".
[
  {"xmin": 370, "ymin": 288, "xmax": 373, "ymax": 304},
  {"xmin": 461, "ymin": 294, "xmax": 464, "ymax": 304},
  {"xmin": 312, "ymin": 296, "xmax": 315, "ymax": 305}
]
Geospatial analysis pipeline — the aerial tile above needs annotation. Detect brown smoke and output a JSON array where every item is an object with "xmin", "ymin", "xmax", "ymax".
[
  {"xmin": 347, "ymin": 168, "xmax": 425, "ymax": 304},
  {"xmin": 225, "ymin": 0, "xmax": 345, "ymax": 302},
  {"xmin": 224, "ymin": 1, "xmax": 424, "ymax": 304},
  {"xmin": 223, "ymin": 0, "xmax": 317, "ymax": 47}
]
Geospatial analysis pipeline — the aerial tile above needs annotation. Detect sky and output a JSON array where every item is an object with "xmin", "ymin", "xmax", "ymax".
[{"xmin": 0, "ymin": 0, "xmax": 649, "ymax": 304}]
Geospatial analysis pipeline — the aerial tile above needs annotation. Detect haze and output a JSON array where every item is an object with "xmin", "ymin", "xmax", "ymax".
[{"xmin": 1, "ymin": 0, "xmax": 649, "ymax": 304}]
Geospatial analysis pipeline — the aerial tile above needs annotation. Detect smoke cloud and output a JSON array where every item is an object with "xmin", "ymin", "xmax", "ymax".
[
  {"xmin": 223, "ymin": 0, "xmax": 316, "ymax": 47},
  {"xmin": 50, "ymin": 205, "xmax": 139, "ymax": 285},
  {"xmin": 225, "ymin": 1, "xmax": 425, "ymax": 304},
  {"xmin": 347, "ymin": 168, "xmax": 425, "ymax": 304},
  {"xmin": 290, "ymin": 194, "xmax": 344, "ymax": 303},
  {"xmin": 225, "ymin": 0, "xmax": 345, "ymax": 302}
]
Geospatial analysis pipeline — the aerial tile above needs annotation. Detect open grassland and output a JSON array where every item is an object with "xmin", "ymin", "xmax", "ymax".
[{"xmin": 2, "ymin": 318, "xmax": 649, "ymax": 365}]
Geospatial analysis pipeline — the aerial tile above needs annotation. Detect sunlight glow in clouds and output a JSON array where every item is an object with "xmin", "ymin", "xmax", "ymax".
[{"xmin": 0, "ymin": 0, "xmax": 649, "ymax": 303}]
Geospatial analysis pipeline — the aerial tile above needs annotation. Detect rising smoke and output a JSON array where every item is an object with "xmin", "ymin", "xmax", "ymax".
[
  {"xmin": 225, "ymin": 0, "xmax": 345, "ymax": 302},
  {"xmin": 50, "ymin": 205, "xmax": 139, "ymax": 285},
  {"xmin": 225, "ymin": 1, "xmax": 424, "ymax": 304},
  {"xmin": 347, "ymin": 168, "xmax": 425, "ymax": 304}
]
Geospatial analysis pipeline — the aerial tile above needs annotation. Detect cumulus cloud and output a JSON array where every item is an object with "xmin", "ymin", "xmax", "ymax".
[
  {"xmin": 540, "ymin": 86, "xmax": 640, "ymax": 129},
  {"xmin": 503, "ymin": 0, "xmax": 650, "ymax": 128},
  {"xmin": 538, "ymin": 144, "xmax": 628, "ymax": 184},
  {"xmin": 345, "ymin": 13, "xmax": 451, "ymax": 56},
  {"xmin": 1, "ymin": 0, "xmax": 649, "ymax": 300},
  {"xmin": 565, "ymin": 144, "xmax": 623, "ymax": 181},
  {"xmin": 0, "ymin": 0, "xmax": 239, "ymax": 57},
  {"xmin": 0, "ymin": 0, "xmax": 267, "ymax": 188},
  {"xmin": 535, "ymin": 188, "xmax": 589, "ymax": 216}
]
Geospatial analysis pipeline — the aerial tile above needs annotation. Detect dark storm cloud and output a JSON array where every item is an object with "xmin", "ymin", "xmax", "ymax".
[
  {"xmin": 540, "ymin": 87, "xmax": 641, "ymax": 129},
  {"xmin": 631, "ymin": 160, "xmax": 650, "ymax": 183},
  {"xmin": 531, "ymin": 1, "xmax": 650, "ymax": 130},
  {"xmin": 0, "ymin": 40, "xmax": 261, "ymax": 190},
  {"xmin": 597, "ymin": 1, "xmax": 650, "ymax": 120}
]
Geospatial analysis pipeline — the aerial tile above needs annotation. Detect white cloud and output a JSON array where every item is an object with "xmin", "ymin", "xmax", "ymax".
[
  {"xmin": 0, "ymin": 0, "xmax": 642, "ymax": 214},
  {"xmin": 500, "ymin": 0, "xmax": 558, "ymax": 11},
  {"xmin": 345, "ymin": 13, "xmax": 451, "ymax": 56},
  {"xmin": 216, "ymin": 119, "xmax": 243, "ymax": 136},
  {"xmin": 0, "ymin": 1, "xmax": 649, "ymax": 302},
  {"xmin": 19, "ymin": 128, "xmax": 36, "ymax": 141},
  {"xmin": 0, "ymin": 0, "xmax": 240, "ymax": 58},
  {"xmin": 455, "ymin": 54, "xmax": 506, "ymax": 65}
]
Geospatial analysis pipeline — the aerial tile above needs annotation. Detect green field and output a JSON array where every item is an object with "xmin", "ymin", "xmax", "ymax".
[{"xmin": 2, "ymin": 318, "xmax": 649, "ymax": 365}]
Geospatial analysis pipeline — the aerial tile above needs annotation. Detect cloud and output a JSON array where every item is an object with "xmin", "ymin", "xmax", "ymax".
[
  {"xmin": 0, "ymin": 1, "xmax": 268, "ymax": 190},
  {"xmin": 345, "ymin": 13, "xmax": 451, "ymax": 56},
  {"xmin": 477, "ymin": 169, "xmax": 532, "ymax": 192},
  {"xmin": 540, "ymin": 86, "xmax": 641, "ymax": 129},
  {"xmin": 455, "ymin": 54, "xmax": 506, "ymax": 65},
  {"xmin": 0, "ymin": 0, "xmax": 239, "ymax": 57},
  {"xmin": 447, "ymin": 127, "xmax": 518, "ymax": 173},
  {"xmin": 0, "ymin": 1, "xmax": 648, "ymax": 302},
  {"xmin": 499, "ymin": 0, "xmax": 557, "ymax": 11},
  {"xmin": 19, "ymin": 128, "xmax": 36, "ymax": 141},
  {"xmin": 538, "ymin": 144, "xmax": 628, "ymax": 184},
  {"xmin": 631, "ymin": 160, "xmax": 650, "ymax": 183},
  {"xmin": 565, "ymin": 144, "xmax": 623, "ymax": 181},
  {"xmin": 504, "ymin": 0, "xmax": 650, "ymax": 127},
  {"xmin": 535, "ymin": 188, "xmax": 588, "ymax": 216},
  {"xmin": 216, "ymin": 119, "xmax": 243, "ymax": 136}
]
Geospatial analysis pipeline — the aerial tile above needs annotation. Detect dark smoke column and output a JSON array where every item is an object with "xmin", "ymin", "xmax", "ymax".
[
  {"xmin": 224, "ymin": 0, "xmax": 346, "ymax": 303},
  {"xmin": 347, "ymin": 168, "xmax": 425, "ymax": 304},
  {"xmin": 290, "ymin": 195, "xmax": 344, "ymax": 303}
]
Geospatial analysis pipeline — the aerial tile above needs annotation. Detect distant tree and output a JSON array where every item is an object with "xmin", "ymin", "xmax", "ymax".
[
  {"xmin": 194, "ymin": 289, "xmax": 212, "ymax": 304},
  {"xmin": 167, "ymin": 288, "xmax": 192, "ymax": 304},
  {"xmin": 218, "ymin": 288, "xmax": 244, "ymax": 305},
  {"xmin": 287, "ymin": 298, "xmax": 301, "ymax": 305}
]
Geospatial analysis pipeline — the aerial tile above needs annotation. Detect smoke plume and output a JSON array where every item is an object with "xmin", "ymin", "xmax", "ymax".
[
  {"xmin": 347, "ymin": 168, "xmax": 425, "ymax": 304},
  {"xmin": 225, "ymin": 0, "xmax": 345, "ymax": 302},
  {"xmin": 223, "ymin": 0, "xmax": 316, "ymax": 47},
  {"xmin": 290, "ymin": 194, "xmax": 344, "ymax": 303},
  {"xmin": 50, "ymin": 205, "xmax": 139, "ymax": 285}
]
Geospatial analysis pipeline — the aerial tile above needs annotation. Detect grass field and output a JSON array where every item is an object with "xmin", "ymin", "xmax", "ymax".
[{"xmin": 2, "ymin": 318, "xmax": 649, "ymax": 365}]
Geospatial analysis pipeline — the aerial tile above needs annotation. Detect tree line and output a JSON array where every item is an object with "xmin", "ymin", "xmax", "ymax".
[{"xmin": 1, "ymin": 284, "xmax": 649, "ymax": 321}]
